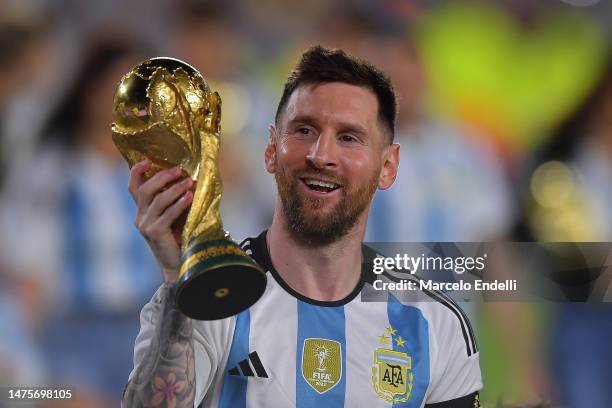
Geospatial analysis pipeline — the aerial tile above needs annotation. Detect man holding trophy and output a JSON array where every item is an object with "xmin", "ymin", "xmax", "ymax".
[{"xmin": 119, "ymin": 46, "xmax": 482, "ymax": 407}]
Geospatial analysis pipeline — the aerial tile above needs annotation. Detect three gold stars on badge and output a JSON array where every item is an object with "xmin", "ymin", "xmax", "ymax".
[{"xmin": 378, "ymin": 326, "xmax": 406, "ymax": 348}]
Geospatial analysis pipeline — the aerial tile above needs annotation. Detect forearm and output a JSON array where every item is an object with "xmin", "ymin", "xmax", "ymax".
[{"xmin": 123, "ymin": 283, "xmax": 196, "ymax": 408}]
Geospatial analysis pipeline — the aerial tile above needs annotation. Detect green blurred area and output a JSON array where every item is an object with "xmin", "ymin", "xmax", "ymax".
[{"xmin": 416, "ymin": 3, "xmax": 608, "ymax": 153}]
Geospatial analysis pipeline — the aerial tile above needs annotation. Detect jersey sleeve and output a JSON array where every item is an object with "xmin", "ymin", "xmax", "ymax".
[
  {"xmin": 425, "ymin": 299, "xmax": 483, "ymax": 405},
  {"xmin": 128, "ymin": 284, "xmax": 234, "ymax": 408}
]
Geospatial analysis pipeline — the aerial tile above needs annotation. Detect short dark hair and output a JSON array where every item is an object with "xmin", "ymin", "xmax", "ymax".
[{"xmin": 275, "ymin": 45, "xmax": 397, "ymax": 144}]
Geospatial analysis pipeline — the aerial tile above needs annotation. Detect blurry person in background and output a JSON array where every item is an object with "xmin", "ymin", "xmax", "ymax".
[
  {"xmin": 0, "ymin": 16, "xmax": 62, "ymax": 187},
  {"xmin": 0, "ymin": 37, "xmax": 161, "ymax": 407},
  {"xmin": 365, "ymin": 34, "xmax": 513, "ymax": 243},
  {"xmin": 514, "ymin": 52, "xmax": 612, "ymax": 408},
  {"xmin": 0, "ymin": 11, "xmax": 70, "ymax": 190},
  {"xmin": 0, "ymin": 22, "xmax": 35, "ymax": 181},
  {"xmin": 0, "ymin": 17, "xmax": 54, "ymax": 390}
]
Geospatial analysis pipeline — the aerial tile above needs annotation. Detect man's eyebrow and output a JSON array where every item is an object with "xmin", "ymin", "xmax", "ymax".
[
  {"xmin": 287, "ymin": 115, "xmax": 318, "ymax": 126},
  {"xmin": 336, "ymin": 122, "xmax": 368, "ymax": 137}
]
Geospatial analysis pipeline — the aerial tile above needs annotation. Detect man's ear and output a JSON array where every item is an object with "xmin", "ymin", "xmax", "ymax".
[
  {"xmin": 264, "ymin": 124, "xmax": 277, "ymax": 173},
  {"xmin": 378, "ymin": 143, "xmax": 400, "ymax": 190}
]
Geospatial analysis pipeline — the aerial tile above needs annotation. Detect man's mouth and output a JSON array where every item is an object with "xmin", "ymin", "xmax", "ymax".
[{"xmin": 300, "ymin": 177, "xmax": 342, "ymax": 193}]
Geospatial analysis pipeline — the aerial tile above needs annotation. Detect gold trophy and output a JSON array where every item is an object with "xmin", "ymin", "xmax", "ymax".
[{"xmin": 111, "ymin": 57, "xmax": 266, "ymax": 320}]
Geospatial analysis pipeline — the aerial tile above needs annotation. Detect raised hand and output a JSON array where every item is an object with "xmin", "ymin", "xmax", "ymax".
[{"xmin": 129, "ymin": 159, "xmax": 193, "ymax": 282}]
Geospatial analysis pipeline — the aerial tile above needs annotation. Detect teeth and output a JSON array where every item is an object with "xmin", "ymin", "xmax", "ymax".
[{"xmin": 304, "ymin": 178, "xmax": 340, "ymax": 189}]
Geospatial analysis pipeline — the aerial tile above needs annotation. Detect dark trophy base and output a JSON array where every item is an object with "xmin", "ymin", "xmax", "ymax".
[{"xmin": 175, "ymin": 238, "xmax": 267, "ymax": 320}]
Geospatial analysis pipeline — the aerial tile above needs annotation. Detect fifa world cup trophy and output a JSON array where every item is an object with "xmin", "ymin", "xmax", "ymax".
[{"xmin": 111, "ymin": 57, "xmax": 266, "ymax": 320}]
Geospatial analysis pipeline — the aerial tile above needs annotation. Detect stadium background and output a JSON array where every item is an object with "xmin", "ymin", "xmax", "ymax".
[{"xmin": 1, "ymin": 0, "xmax": 611, "ymax": 406}]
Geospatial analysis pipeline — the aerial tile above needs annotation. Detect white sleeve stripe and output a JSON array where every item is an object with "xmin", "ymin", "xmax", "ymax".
[
  {"xmin": 429, "ymin": 287, "xmax": 478, "ymax": 353},
  {"xmin": 421, "ymin": 289, "xmax": 476, "ymax": 356}
]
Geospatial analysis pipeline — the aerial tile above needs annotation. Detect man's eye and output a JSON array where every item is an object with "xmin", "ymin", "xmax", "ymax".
[
  {"xmin": 297, "ymin": 128, "xmax": 311, "ymax": 135},
  {"xmin": 340, "ymin": 135, "xmax": 356, "ymax": 142}
]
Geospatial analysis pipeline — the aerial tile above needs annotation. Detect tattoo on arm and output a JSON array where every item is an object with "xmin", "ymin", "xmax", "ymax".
[{"xmin": 123, "ymin": 283, "xmax": 196, "ymax": 408}]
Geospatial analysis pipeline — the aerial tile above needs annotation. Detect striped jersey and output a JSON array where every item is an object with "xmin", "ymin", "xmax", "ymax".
[{"xmin": 131, "ymin": 230, "xmax": 482, "ymax": 407}]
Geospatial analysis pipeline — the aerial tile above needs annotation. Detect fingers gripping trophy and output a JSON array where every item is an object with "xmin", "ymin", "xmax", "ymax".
[{"xmin": 111, "ymin": 57, "xmax": 266, "ymax": 320}]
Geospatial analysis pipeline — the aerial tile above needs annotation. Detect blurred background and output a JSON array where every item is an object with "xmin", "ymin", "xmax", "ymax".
[{"xmin": 1, "ymin": 0, "xmax": 611, "ymax": 407}]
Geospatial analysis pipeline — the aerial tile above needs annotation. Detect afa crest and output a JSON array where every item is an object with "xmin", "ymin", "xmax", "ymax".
[
  {"xmin": 302, "ymin": 338, "xmax": 342, "ymax": 394},
  {"xmin": 372, "ymin": 326, "xmax": 413, "ymax": 403}
]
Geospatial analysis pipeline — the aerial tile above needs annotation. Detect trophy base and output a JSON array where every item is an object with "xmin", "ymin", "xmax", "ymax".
[{"xmin": 176, "ymin": 239, "xmax": 267, "ymax": 320}]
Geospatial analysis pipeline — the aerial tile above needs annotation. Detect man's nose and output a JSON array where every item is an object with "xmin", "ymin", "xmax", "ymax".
[{"xmin": 306, "ymin": 133, "xmax": 338, "ymax": 169}]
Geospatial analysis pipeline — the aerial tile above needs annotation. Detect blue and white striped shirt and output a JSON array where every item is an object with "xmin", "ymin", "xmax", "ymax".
[{"xmin": 131, "ymin": 231, "xmax": 481, "ymax": 407}]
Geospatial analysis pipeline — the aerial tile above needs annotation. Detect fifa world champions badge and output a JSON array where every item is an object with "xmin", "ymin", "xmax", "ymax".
[
  {"xmin": 372, "ymin": 326, "xmax": 413, "ymax": 403},
  {"xmin": 301, "ymin": 338, "xmax": 342, "ymax": 394}
]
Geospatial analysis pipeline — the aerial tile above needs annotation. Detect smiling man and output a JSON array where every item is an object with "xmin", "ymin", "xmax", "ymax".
[
  {"xmin": 124, "ymin": 46, "xmax": 482, "ymax": 408},
  {"xmin": 272, "ymin": 81, "xmax": 384, "ymax": 247}
]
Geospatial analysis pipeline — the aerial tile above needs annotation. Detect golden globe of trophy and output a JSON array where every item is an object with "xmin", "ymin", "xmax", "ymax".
[{"xmin": 111, "ymin": 57, "xmax": 266, "ymax": 320}]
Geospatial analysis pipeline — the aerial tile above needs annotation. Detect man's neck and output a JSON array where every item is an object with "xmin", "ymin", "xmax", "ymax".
[{"xmin": 266, "ymin": 207, "xmax": 367, "ymax": 302}]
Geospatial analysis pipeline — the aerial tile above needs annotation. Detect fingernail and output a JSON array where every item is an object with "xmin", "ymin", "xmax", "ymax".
[
  {"xmin": 183, "ymin": 178, "xmax": 193, "ymax": 187},
  {"xmin": 183, "ymin": 191, "xmax": 193, "ymax": 202}
]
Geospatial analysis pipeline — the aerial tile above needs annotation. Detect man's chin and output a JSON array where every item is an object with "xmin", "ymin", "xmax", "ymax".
[
  {"xmin": 301, "ymin": 202, "xmax": 343, "ymax": 223},
  {"xmin": 288, "ymin": 226, "xmax": 342, "ymax": 247}
]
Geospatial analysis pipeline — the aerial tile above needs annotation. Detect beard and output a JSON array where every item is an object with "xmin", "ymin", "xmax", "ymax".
[{"xmin": 275, "ymin": 165, "xmax": 379, "ymax": 247}]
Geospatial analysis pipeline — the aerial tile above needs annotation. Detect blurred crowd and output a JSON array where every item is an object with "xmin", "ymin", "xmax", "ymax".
[{"xmin": 1, "ymin": 0, "xmax": 611, "ymax": 407}]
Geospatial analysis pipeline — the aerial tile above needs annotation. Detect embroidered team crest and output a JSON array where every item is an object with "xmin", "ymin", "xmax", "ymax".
[
  {"xmin": 372, "ymin": 326, "xmax": 413, "ymax": 403},
  {"xmin": 301, "ymin": 338, "xmax": 342, "ymax": 394}
]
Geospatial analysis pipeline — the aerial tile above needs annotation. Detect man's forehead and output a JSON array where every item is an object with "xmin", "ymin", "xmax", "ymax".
[{"xmin": 284, "ymin": 82, "xmax": 379, "ymax": 124}]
